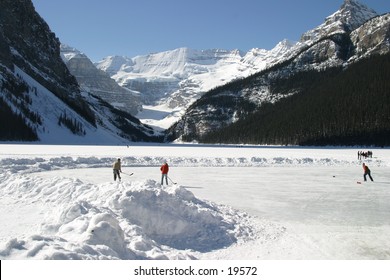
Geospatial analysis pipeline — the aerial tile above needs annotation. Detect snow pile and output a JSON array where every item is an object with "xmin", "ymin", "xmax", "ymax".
[{"xmin": 0, "ymin": 173, "xmax": 255, "ymax": 260}]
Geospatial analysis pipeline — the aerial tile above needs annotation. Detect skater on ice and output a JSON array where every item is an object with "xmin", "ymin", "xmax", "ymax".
[
  {"xmin": 362, "ymin": 163, "xmax": 374, "ymax": 182},
  {"xmin": 113, "ymin": 158, "xmax": 122, "ymax": 181},
  {"xmin": 160, "ymin": 160, "xmax": 169, "ymax": 185}
]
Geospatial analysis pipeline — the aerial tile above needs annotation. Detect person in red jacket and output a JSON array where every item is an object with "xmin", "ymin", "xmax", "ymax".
[
  {"xmin": 362, "ymin": 163, "xmax": 374, "ymax": 182},
  {"xmin": 160, "ymin": 161, "xmax": 169, "ymax": 185}
]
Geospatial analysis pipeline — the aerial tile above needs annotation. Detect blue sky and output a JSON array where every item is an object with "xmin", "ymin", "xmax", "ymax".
[{"xmin": 31, "ymin": 0, "xmax": 389, "ymax": 62}]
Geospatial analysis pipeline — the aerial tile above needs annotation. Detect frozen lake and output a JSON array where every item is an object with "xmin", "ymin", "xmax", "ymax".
[{"xmin": 1, "ymin": 144, "xmax": 389, "ymax": 259}]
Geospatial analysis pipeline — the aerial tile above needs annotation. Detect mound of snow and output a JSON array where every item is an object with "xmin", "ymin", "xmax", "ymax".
[
  {"xmin": 0, "ymin": 173, "xmax": 254, "ymax": 260},
  {"xmin": 115, "ymin": 180, "xmax": 237, "ymax": 252}
]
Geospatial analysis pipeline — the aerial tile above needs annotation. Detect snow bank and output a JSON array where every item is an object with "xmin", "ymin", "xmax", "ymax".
[
  {"xmin": 0, "ymin": 173, "xmax": 254, "ymax": 260},
  {"xmin": 1, "ymin": 152, "xmax": 384, "ymax": 175}
]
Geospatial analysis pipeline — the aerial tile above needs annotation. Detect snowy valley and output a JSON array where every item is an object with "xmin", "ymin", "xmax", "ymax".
[{"xmin": 1, "ymin": 0, "xmax": 389, "ymax": 144}]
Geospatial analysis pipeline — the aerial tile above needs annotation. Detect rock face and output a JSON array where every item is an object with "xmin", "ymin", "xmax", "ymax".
[
  {"xmin": 0, "ymin": 0, "xmax": 96, "ymax": 124},
  {"xmin": 0, "ymin": 0, "xmax": 76, "ymax": 92},
  {"xmin": 350, "ymin": 14, "xmax": 390, "ymax": 59},
  {"xmin": 61, "ymin": 45, "xmax": 141, "ymax": 115}
]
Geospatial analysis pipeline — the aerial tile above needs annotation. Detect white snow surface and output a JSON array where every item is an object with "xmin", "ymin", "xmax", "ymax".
[{"xmin": 0, "ymin": 144, "xmax": 390, "ymax": 260}]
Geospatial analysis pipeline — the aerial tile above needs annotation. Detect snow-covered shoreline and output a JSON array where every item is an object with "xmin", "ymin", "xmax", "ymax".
[{"xmin": 1, "ymin": 144, "xmax": 389, "ymax": 260}]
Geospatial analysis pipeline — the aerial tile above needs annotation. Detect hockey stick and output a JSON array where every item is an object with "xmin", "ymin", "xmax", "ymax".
[
  {"xmin": 122, "ymin": 172, "xmax": 134, "ymax": 176},
  {"xmin": 168, "ymin": 176, "xmax": 177, "ymax": 185}
]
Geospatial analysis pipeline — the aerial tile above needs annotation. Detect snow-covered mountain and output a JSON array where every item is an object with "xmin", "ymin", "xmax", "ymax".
[
  {"xmin": 95, "ymin": 41, "xmax": 297, "ymax": 128},
  {"xmin": 167, "ymin": 1, "xmax": 390, "ymax": 144},
  {"xmin": 60, "ymin": 45, "xmax": 141, "ymax": 115}
]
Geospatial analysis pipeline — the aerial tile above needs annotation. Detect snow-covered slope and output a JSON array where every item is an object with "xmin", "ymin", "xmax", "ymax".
[
  {"xmin": 11, "ymin": 66, "xmax": 136, "ymax": 144},
  {"xmin": 1, "ymin": 64, "xmax": 160, "ymax": 144}
]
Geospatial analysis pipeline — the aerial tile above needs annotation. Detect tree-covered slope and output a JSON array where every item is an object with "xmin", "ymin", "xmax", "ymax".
[{"xmin": 202, "ymin": 54, "xmax": 390, "ymax": 146}]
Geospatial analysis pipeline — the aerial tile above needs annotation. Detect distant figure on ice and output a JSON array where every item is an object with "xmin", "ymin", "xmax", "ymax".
[
  {"xmin": 362, "ymin": 163, "xmax": 374, "ymax": 182},
  {"xmin": 160, "ymin": 161, "xmax": 169, "ymax": 185},
  {"xmin": 359, "ymin": 151, "xmax": 373, "ymax": 160},
  {"xmin": 113, "ymin": 158, "xmax": 122, "ymax": 181}
]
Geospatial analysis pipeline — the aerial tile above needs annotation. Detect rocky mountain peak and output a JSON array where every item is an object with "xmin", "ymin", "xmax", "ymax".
[
  {"xmin": 300, "ymin": 0, "xmax": 377, "ymax": 43},
  {"xmin": 337, "ymin": 0, "xmax": 378, "ymax": 30}
]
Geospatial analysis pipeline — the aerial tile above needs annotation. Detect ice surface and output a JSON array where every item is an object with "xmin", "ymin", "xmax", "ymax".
[{"xmin": 0, "ymin": 144, "xmax": 389, "ymax": 260}]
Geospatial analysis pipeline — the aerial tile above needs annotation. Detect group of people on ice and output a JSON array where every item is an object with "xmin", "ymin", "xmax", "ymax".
[
  {"xmin": 112, "ymin": 158, "xmax": 170, "ymax": 185},
  {"xmin": 358, "ymin": 151, "xmax": 373, "ymax": 160},
  {"xmin": 112, "ymin": 151, "xmax": 375, "ymax": 185}
]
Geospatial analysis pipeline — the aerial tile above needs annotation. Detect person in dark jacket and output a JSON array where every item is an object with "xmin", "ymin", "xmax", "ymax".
[
  {"xmin": 113, "ymin": 158, "xmax": 122, "ymax": 181},
  {"xmin": 362, "ymin": 163, "xmax": 374, "ymax": 182},
  {"xmin": 160, "ymin": 161, "xmax": 169, "ymax": 185}
]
